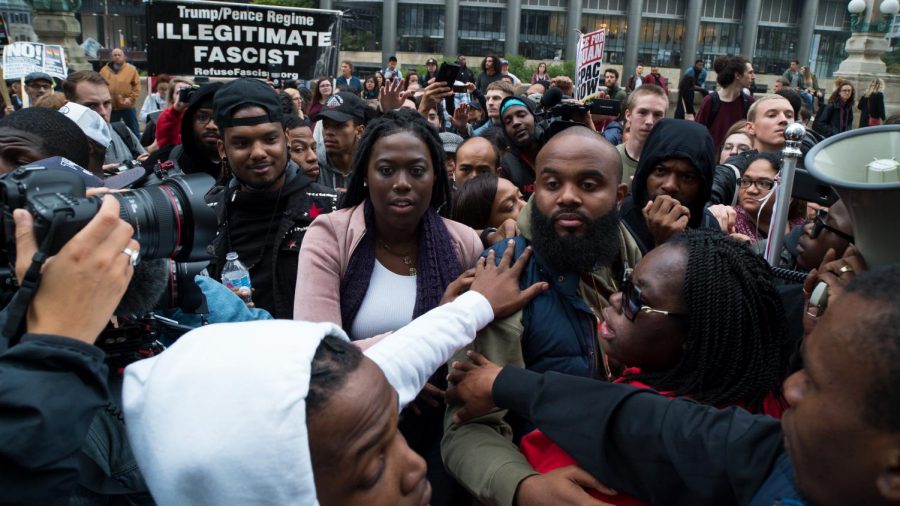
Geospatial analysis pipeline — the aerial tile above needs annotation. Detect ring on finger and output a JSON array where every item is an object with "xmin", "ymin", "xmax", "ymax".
[
  {"xmin": 121, "ymin": 247, "xmax": 140, "ymax": 267},
  {"xmin": 838, "ymin": 265, "xmax": 853, "ymax": 275}
]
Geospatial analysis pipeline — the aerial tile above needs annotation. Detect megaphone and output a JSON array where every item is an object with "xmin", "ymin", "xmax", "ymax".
[{"xmin": 804, "ymin": 125, "xmax": 900, "ymax": 268}]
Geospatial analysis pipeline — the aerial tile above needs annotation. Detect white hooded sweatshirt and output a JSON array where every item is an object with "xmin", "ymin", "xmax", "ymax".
[{"xmin": 122, "ymin": 291, "xmax": 493, "ymax": 505}]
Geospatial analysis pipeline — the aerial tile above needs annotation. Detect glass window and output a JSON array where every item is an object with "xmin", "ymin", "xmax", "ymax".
[
  {"xmin": 458, "ymin": 6, "xmax": 506, "ymax": 56},
  {"xmin": 581, "ymin": 14, "xmax": 627, "ymax": 63},
  {"xmin": 398, "ymin": 4, "xmax": 444, "ymax": 53},
  {"xmin": 754, "ymin": 26, "xmax": 800, "ymax": 74},
  {"xmin": 583, "ymin": 0, "xmax": 626, "ymax": 11},
  {"xmin": 518, "ymin": 10, "xmax": 567, "ymax": 59},
  {"xmin": 759, "ymin": 0, "xmax": 799, "ymax": 25},
  {"xmin": 638, "ymin": 18, "xmax": 685, "ymax": 67},
  {"xmin": 698, "ymin": 21, "xmax": 742, "ymax": 64},
  {"xmin": 816, "ymin": 0, "xmax": 849, "ymax": 29},
  {"xmin": 810, "ymin": 31, "xmax": 849, "ymax": 79},
  {"xmin": 335, "ymin": 2, "xmax": 383, "ymax": 52},
  {"xmin": 702, "ymin": 0, "xmax": 743, "ymax": 20},
  {"xmin": 643, "ymin": 0, "xmax": 685, "ymax": 17}
]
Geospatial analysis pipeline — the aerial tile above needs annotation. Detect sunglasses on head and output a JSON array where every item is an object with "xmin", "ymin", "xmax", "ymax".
[
  {"xmin": 620, "ymin": 277, "xmax": 688, "ymax": 322},
  {"xmin": 812, "ymin": 209, "xmax": 855, "ymax": 243}
]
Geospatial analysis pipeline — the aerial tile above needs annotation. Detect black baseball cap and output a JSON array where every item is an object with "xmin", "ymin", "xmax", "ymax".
[
  {"xmin": 426, "ymin": 58, "xmax": 438, "ymax": 65},
  {"xmin": 213, "ymin": 78, "xmax": 283, "ymax": 129},
  {"xmin": 315, "ymin": 92, "xmax": 367, "ymax": 124}
]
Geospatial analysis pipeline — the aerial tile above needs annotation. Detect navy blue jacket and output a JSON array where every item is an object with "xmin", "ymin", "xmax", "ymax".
[{"xmin": 485, "ymin": 236, "xmax": 600, "ymax": 380}]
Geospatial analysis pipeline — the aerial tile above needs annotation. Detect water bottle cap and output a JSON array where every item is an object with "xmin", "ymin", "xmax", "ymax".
[{"xmin": 226, "ymin": 252, "xmax": 238, "ymax": 261}]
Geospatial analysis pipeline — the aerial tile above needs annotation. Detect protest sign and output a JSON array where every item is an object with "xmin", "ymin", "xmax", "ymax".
[
  {"xmin": 575, "ymin": 29, "xmax": 605, "ymax": 100},
  {"xmin": 2, "ymin": 42, "xmax": 68, "ymax": 81},
  {"xmin": 146, "ymin": 0, "xmax": 342, "ymax": 80}
]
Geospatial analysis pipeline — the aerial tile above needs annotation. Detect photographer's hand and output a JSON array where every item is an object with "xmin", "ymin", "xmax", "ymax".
[{"xmin": 15, "ymin": 195, "xmax": 139, "ymax": 344}]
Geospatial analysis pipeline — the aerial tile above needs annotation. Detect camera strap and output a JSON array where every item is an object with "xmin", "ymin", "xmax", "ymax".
[{"xmin": 3, "ymin": 213, "xmax": 66, "ymax": 346}]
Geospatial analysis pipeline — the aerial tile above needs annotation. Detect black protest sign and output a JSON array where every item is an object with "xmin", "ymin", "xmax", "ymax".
[{"xmin": 146, "ymin": 0, "xmax": 342, "ymax": 80}]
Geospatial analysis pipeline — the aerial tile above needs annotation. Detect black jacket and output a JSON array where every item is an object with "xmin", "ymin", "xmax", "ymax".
[
  {"xmin": 143, "ymin": 83, "xmax": 224, "ymax": 181},
  {"xmin": 0, "ymin": 334, "xmax": 110, "ymax": 505},
  {"xmin": 493, "ymin": 366, "xmax": 798, "ymax": 505},
  {"xmin": 813, "ymin": 101, "xmax": 853, "ymax": 138},
  {"xmin": 620, "ymin": 118, "xmax": 720, "ymax": 253},
  {"xmin": 205, "ymin": 163, "xmax": 337, "ymax": 318}
]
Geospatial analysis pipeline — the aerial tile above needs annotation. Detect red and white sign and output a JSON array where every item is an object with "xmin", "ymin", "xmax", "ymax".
[{"xmin": 575, "ymin": 29, "xmax": 606, "ymax": 100}]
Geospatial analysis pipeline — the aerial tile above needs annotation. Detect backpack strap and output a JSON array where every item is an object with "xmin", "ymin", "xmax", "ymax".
[
  {"xmin": 111, "ymin": 121, "xmax": 141, "ymax": 159},
  {"xmin": 705, "ymin": 91, "xmax": 721, "ymax": 128}
]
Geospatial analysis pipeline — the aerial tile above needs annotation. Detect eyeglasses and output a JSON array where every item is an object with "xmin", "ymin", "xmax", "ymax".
[
  {"xmin": 194, "ymin": 111, "xmax": 213, "ymax": 125},
  {"xmin": 621, "ymin": 277, "xmax": 688, "ymax": 322},
  {"xmin": 812, "ymin": 209, "xmax": 855, "ymax": 243},
  {"xmin": 737, "ymin": 177, "xmax": 775, "ymax": 191}
]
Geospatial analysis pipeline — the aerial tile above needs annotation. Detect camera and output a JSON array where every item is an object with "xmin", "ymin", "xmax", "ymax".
[
  {"xmin": 0, "ymin": 159, "xmax": 217, "ymax": 261},
  {"xmin": 159, "ymin": 260, "xmax": 210, "ymax": 313}
]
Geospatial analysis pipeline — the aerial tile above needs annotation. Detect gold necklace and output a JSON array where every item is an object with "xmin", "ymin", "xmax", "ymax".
[{"xmin": 380, "ymin": 240, "xmax": 417, "ymax": 275}]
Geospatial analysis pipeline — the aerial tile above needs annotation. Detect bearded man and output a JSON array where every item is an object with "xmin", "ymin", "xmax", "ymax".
[{"xmin": 442, "ymin": 126, "xmax": 643, "ymax": 506}]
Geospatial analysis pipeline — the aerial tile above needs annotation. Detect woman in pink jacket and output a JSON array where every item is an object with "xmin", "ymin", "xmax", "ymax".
[{"xmin": 295, "ymin": 108, "xmax": 482, "ymax": 503}]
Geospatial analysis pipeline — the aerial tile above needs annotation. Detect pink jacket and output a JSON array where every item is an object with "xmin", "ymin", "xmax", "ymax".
[{"xmin": 293, "ymin": 202, "xmax": 483, "ymax": 326}]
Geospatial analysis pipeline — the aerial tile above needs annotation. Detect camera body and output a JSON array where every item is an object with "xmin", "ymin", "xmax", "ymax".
[
  {"xmin": 1, "ymin": 159, "xmax": 217, "ymax": 262},
  {"xmin": 1, "ymin": 164, "xmax": 101, "ymax": 256}
]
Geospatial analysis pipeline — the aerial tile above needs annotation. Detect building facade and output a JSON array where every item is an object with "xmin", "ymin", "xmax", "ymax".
[
  {"xmin": 332, "ymin": 0, "xmax": 855, "ymax": 78},
  {"xmin": 0, "ymin": 0, "xmax": 37, "ymax": 42}
]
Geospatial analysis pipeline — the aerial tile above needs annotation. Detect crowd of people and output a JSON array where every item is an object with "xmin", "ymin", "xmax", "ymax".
[{"xmin": 0, "ymin": 46, "xmax": 898, "ymax": 506}]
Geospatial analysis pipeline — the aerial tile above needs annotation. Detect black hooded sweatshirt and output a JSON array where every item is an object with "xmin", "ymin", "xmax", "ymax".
[
  {"xmin": 143, "ymin": 82, "xmax": 224, "ymax": 180},
  {"xmin": 498, "ymin": 96, "xmax": 542, "ymax": 199},
  {"xmin": 619, "ymin": 118, "xmax": 721, "ymax": 253}
]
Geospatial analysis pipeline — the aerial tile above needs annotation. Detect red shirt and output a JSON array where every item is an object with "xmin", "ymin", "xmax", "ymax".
[
  {"xmin": 695, "ymin": 93, "xmax": 755, "ymax": 150},
  {"xmin": 155, "ymin": 107, "xmax": 184, "ymax": 149}
]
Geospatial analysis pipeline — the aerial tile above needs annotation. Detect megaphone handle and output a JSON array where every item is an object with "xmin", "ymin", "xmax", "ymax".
[{"xmin": 807, "ymin": 281, "xmax": 829, "ymax": 318}]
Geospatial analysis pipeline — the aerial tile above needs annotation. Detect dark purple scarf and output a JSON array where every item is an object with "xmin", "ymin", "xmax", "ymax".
[{"xmin": 339, "ymin": 200, "xmax": 462, "ymax": 336}]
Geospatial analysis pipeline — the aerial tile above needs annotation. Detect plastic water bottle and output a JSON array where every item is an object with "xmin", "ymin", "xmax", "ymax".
[{"xmin": 221, "ymin": 251, "xmax": 252, "ymax": 302}]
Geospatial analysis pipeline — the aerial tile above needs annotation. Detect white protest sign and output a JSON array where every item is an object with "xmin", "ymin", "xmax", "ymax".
[
  {"xmin": 575, "ymin": 29, "xmax": 606, "ymax": 100},
  {"xmin": 2, "ymin": 42, "xmax": 68, "ymax": 80}
]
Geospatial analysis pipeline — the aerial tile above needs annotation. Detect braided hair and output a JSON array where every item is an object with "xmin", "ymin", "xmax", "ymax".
[
  {"xmin": 342, "ymin": 108, "xmax": 454, "ymax": 218},
  {"xmin": 632, "ymin": 229, "xmax": 788, "ymax": 410}
]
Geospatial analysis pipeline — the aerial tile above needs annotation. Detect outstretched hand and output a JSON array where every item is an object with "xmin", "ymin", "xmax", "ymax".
[
  {"xmin": 380, "ymin": 78, "xmax": 404, "ymax": 112},
  {"xmin": 516, "ymin": 466, "xmax": 617, "ymax": 506},
  {"xmin": 446, "ymin": 350, "xmax": 502, "ymax": 424},
  {"xmin": 470, "ymin": 241, "xmax": 549, "ymax": 319}
]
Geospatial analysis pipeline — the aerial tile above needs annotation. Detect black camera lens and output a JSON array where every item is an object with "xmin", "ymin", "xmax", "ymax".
[
  {"xmin": 159, "ymin": 260, "xmax": 209, "ymax": 313},
  {"xmin": 113, "ymin": 173, "xmax": 216, "ymax": 261}
]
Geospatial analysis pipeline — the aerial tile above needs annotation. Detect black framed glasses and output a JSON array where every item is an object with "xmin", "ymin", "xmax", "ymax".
[
  {"xmin": 194, "ymin": 111, "xmax": 213, "ymax": 125},
  {"xmin": 737, "ymin": 177, "xmax": 775, "ymax": 191},
  {"xmin": 812, "ymin": 209, "xmax": 855, "ymax": 243},
  {"xmin": 621, "ymin": 278, "xmax": 688, "ymax": 322}
]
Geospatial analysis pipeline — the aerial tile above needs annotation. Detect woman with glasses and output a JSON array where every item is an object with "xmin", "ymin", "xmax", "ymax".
[
  {"xmin": 306, "ymin": 76, "xmax": 333, "ymax": 127},
  {"xmin": 717, "ymin": 122, "xmax": 755, "ymax": 164},
  {"xmin": 495, "ymin": 228, "xmax": 789, "ymax": 503},
  {"xmin": 814, "ymin": 80, "xmax": 855, "ymax": 138},
  {"xmin": 709, "ymin": 152, "xmax": 805, "ymax": 251}
]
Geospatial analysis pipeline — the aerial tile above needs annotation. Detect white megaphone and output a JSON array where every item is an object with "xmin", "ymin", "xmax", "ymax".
[{"xmin": 804, "ymin": 125, "xmax": 900, "ymax": 268}]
